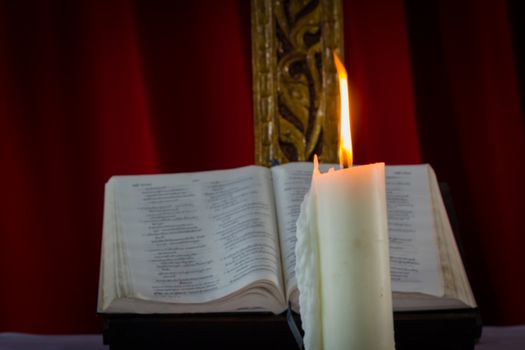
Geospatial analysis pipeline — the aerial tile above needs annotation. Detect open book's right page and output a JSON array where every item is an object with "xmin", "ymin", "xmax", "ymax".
[
  {"xmin": 271, "ymin": 162, "xmax": 334, "ymax": 303},
  {"xmin": 271, "ymin": 162, "xmax": 444, "ymax": 302},
  {"xmin": 386, "ymin": 165, "xmax": 443, "ymax": 296},
  {"xmin": 428, "ymin": 167, "xmax": 476, "ymax": 307}
]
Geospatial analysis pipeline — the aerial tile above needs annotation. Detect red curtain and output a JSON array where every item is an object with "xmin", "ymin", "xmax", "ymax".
[
  {"xmin": 0, "ymin": 0, "xmax": 523, "ymax": 333},
  {"xmin": 405, "ymin": 0, "xmax": 525, "ymax": 325}
]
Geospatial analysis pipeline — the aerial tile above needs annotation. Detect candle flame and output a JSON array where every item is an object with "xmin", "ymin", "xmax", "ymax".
[
  {"xmin": 313, "ymin": 154, "xmax": 320, "ymax": 176},
  {"xmin": 334, "ymin": 52, "xmax": 353, "ymax": 168}
]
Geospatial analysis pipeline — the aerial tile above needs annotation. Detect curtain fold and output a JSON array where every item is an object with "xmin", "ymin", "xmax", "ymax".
[
  {"xmin": 0, "ymin": 0, "xmax": 523, "ymax": 332},
  {"xmin": 343, "ymin": 0, "xmax": 421, "ymax": 165},
  {"xmin": 0, "ymin": 0, "xmax": 161, "ymax": 333},
  {"xmin": 406, "ymin": 0, "xmax": 525, "ymax": 324}
]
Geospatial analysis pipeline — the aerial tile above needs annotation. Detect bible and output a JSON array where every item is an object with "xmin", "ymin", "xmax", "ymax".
[{"xmin": 97, "ymin": 163, "xmax": 476, "ymax": 315}]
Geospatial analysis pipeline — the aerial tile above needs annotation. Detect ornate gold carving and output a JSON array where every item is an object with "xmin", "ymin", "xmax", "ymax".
[{"xmin": 252, "ymin": 0, "xmax": 343, "ymax": 166}]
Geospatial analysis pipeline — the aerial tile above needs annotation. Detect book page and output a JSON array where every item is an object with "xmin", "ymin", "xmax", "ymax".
[
  {"xmin": 387, "ymin": 165, "xmax": 443, "ymax": 296},
  {"xmin": 113, "ymin": 166, "xmax": 284, "ymax": 304},
  {"xmin": 98, "ymin": 181, "xmax": 117, "ymax": 311},
  {"xmin": 428, "ymin": 170, "xmax": 476, "ymax": 306},
  {"xmin": 272, "ymin": 162, "xmax": 443, "ymax": 298},
  {"xmin": 271, "ymin": 162, "xmax": 335, "ymax": 297}
]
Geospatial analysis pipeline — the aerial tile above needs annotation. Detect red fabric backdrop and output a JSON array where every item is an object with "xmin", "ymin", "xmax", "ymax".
[{"xmin": 0, "ymin": 0, "xmax": 523, "ymax": 333}]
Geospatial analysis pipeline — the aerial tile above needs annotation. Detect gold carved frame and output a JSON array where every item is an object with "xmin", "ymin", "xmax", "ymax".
[{"xmin": 251, "ymin": 0, "xmax": 343, "ymax": 166}]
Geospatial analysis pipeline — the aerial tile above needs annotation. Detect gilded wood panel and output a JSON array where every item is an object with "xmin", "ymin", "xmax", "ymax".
[{"xmin": 251, "ymin": 0, "xmax": 343, "ymax": 166}]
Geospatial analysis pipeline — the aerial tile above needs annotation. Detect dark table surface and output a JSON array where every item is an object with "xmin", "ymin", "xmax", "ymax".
[{"xmin": 1, "ymin": 326, "xmax": 524, "ymax": 350}]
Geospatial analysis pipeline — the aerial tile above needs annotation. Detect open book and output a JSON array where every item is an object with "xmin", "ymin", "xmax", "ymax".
[{"xmin": 98, "ymin": 163, "xmax": 476, "ymax": 314}]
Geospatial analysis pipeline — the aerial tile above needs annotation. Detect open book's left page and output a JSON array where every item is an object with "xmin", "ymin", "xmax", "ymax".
[{"xmin": 99, "ymin": 166, "xmax": 287, "ymax": 314}]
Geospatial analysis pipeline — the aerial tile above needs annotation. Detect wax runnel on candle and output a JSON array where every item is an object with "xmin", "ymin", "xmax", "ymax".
[{"xmin": 295, "ymin": 188, "xmax": 322, "ymax": 350}]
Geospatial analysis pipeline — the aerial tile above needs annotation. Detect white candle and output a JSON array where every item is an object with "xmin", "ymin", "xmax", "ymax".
[
  {"xmin": 295, "ymin": 52, "xmax": 395, "ymax": 349},
  {"xmin": 314, "ymin": 161, "xmax": 394, "ymax": 350}
]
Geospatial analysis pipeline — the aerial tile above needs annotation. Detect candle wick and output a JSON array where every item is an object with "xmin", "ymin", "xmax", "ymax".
[{"xmin": 339, "ymin": 151, "xmax": 351, "ymax": 168}]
